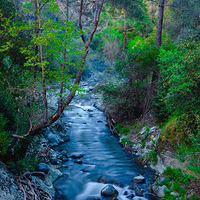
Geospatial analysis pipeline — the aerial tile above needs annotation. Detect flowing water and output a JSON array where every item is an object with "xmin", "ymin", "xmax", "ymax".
[{"xmin": 53, "ymin": 81, "xmax": 155, "ymax": 200}]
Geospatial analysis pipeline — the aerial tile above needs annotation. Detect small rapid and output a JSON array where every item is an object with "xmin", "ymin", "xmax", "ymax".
[{"xmin": 53, "ymin": 81, "xmax": 155, "ymax": 200}]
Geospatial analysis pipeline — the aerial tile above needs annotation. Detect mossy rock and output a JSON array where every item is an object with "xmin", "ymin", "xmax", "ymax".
[{"xmin": 157, "ymin": 118, "xmax": 185, "ymax": 153}]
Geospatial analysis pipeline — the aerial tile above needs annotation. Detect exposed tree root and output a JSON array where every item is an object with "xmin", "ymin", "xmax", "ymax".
[{"xmin": 17, "ymin": 172, "xmax": 52, "ymax": 200}]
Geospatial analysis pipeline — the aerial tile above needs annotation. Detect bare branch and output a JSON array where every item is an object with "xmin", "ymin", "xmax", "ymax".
[{"xmin": 39, "ymin": 0, "xmax": 50, "ymax": 11}]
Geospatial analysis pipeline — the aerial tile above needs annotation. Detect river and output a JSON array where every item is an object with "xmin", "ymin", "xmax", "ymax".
[{"xmin": 53, "ymin": 80, "xmax": 155, "ymax": 200}]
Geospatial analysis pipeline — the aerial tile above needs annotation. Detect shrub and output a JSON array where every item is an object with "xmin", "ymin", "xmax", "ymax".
[
  {"xmin": 16, "ymin": 154, "xmax": 40, "ymax": 172},
  {"xmin": 0, "ymin": 113, "xmax": 10, "ymax": 155}
]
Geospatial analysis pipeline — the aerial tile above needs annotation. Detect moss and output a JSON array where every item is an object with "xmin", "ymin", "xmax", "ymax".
[{"xmin": 157, "ymin": 118, "xmax": 186, "ymax": 154}]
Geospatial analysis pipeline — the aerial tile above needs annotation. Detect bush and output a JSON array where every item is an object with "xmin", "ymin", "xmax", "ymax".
[
  {"xmin": 16, "ymin": 155, "xmax": 40, "ymax": 172},
  {"xmin": 162, "ymin": 167, "xmax": 198, "ymax": 199},
  {"xmin": 0, "ymin": 113, "xmax": 10, "ymax": 155}
]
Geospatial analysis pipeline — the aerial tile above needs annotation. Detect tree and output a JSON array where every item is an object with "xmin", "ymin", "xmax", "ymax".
[
  {"xmin": 151, "ymin": 0, "xmax": 165, "ymax": 91},
  {"xmin": 167, "ymin": 0, "xmax": 200, "ymax": 39},
  {"xmin": 10, "ymin": 0, "xmax": 105, "ymax": 151}
]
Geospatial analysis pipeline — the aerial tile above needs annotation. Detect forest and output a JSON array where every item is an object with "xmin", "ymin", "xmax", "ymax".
[{"xmin": 0, "ymin": 0, "xmax": 200, "ymax": 199}]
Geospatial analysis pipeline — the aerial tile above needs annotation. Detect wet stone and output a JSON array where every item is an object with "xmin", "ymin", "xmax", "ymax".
[
  {"xmin": 37, "ymin": 163, "xmax": 49, "ymax": 174},
  {"xmin": 82, "ymin": 169, "xmax": 89, "ymax": 172},
  {"xmin": 50, "ymin": 158, "xmax": 59, "ymax": 165},
  {"xmin": 74, "ymin": 160, "xmax": 82, "ymax": 164},
  {"xmin": 60, "ymin": 150, "xmax": 68, "ymax": 157},
  {"xmin": 132, "ymin": 175, "xmax": 145, "ymax": 184},
  {"xmin": 71, "ymin": 154, "xmax": 84, "ymax": 159},
  {"xmin": 127, "ymin": 194, "xmax": 134, "ymax": 199},
  {"xmin": 101, "ymin": 185, "xmax": 119, "ymax": 197},
  {"xmin": 135, "ymin": 188, "xmax": 144, "ymax": 197},
  {"xmin": 98, "ymin": 176, "xmax": 108, "ymax": 183},
  {"xmin": 62, "ymin": 157, "xmax": 69, "ymax": 162}
]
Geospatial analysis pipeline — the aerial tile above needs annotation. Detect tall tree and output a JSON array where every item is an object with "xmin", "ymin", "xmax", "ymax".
[
  {"xmin": 11, "ymin": 0, "xmax": 105, "ymax": 143},
  {"xmin": 151, "ymin": 0, "xmax": 165, "ymax": 91}
]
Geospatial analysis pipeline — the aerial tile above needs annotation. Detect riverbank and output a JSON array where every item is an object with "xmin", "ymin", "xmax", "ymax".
[
  {"xmin": 0, "ymin": 79, "xmax": 157, "ymax": 200},
  {"xmin": 99, "ymin": 103, "xmax": 200, "ymax": 199}
]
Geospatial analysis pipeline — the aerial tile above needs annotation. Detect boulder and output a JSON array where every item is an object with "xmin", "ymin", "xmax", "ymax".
[
  {"xmin": 132, "ymin": 175, "xmax": 145, "ymax": 184},
  {"xmin": 152, "ymin": 185, "xmax": 167, "ymax": 198},
  {"xmin": 42, "ymin": 120, "xmax": 70, "ymax": 147},
  {"xmin": 0, "ymin": 161, "xmax": 21, "ymax": 200},
  {"xmin": 101, "ymin": 185, "xmax": 118, "ymax": 197},
  {"xmin": 37, "ymin": 163, "xmax": 50, "ymax": 174}
]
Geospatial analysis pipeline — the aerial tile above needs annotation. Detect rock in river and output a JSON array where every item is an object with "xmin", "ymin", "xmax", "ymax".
[
  {"xmin": 74, "ymin": 160, "xmax": 83, "ymax": 164},
  {"xmin": 71, "ymin": 153, "xmax": 84, "ymax": 159},
  {"xmin": 37, "ymin": 163, "xmax": 50, "ymax": 174},
  {"xmin": 101, "ymin": 185, "xmax": 118, "ymax": 197},
  {"xmin": 132, "ymin": 175, "xmax": 145, "ymax": 184}
]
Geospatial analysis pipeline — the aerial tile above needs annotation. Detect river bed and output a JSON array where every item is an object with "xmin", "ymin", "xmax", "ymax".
[{"xmin": 52, "ymin": 82, "xmax": 155, "ymax": 200}]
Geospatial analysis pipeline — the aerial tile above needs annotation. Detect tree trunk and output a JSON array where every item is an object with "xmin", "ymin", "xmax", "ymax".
[
  {"xmin": 12, "ymin": 0, "xmax": 105, "ymax": 140},
  {"xmin": 151, "ymin": 0, "xmax": 165, "ymax": 91},
  {"xmin": 38, "ymin": 0, "xmax": 48, "ymax": 124},
  {"xmin": 156, "ymin": 0, "xmax": 165, "ymax": 47},
  {"xmin": 143, "ymin": 0, "xmax": 165, "ymax": 116},
  {"xmin": 66, "ymin": 0, "xmax": 69, "ymax": 21},
  {"xmin": 31, "ymin": 0, "xmax": 39, "ymax": 118},
  {"xmin": 123, "ymin": 7, "xmax": 127, "ymax": 50}
]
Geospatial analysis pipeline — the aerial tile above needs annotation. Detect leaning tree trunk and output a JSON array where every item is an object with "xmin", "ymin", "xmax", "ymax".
[{"xmin": 12, "ymin": 0, "xmax": 105, "ymax": 141}]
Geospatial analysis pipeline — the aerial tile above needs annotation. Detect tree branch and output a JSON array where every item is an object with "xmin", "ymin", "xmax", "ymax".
[
  {"xmin": 11, "ymin": 0, "xmax": 105, "ymax": 140},
  {"xmin": 39, "ymin": 0, "xmax": 50, "ymax": 11}
]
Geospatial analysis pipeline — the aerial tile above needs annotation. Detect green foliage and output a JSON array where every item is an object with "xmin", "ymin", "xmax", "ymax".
[
  {"xmin": 141, "ymin": 141, "xmax": 145, "ymax": 148},
  {"xmin": 120, "ymin": 127, "xmax": 130, "ymax": 135},
  {"xmin": 167, "ymin": 0, "xmax": 200, "ymax": 40},
  {"xmin": 163, "ymin": 167, "xmax": 194, "ymax": 184},
  {"xmin": 0, "ymin": 114, "xmax": 10, "ymax": 155},
  {"xmin": 157, "ymin": 38, "xmax": 200, "ymax": 117},
  {"xmin": 176, "ymin": 145, "xmax": 200, "ymax": 176},
  {"xmin": 161, "ymin": 167, "xmax": 197, "ymax": 199},
  {"xmin": 155, "ymin": 38, "xmax": 200, "ymax": 169},
  {"xmin": 144, "ymin": 150, "xmax": 158, "ymax": 166},
  {"xmin": 16, "ymin": 155, "xmax": 40, "ymax": 172},
  {"xmin": 120, "ymin": 136, "xmax": 130, "ymax": 146}
]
